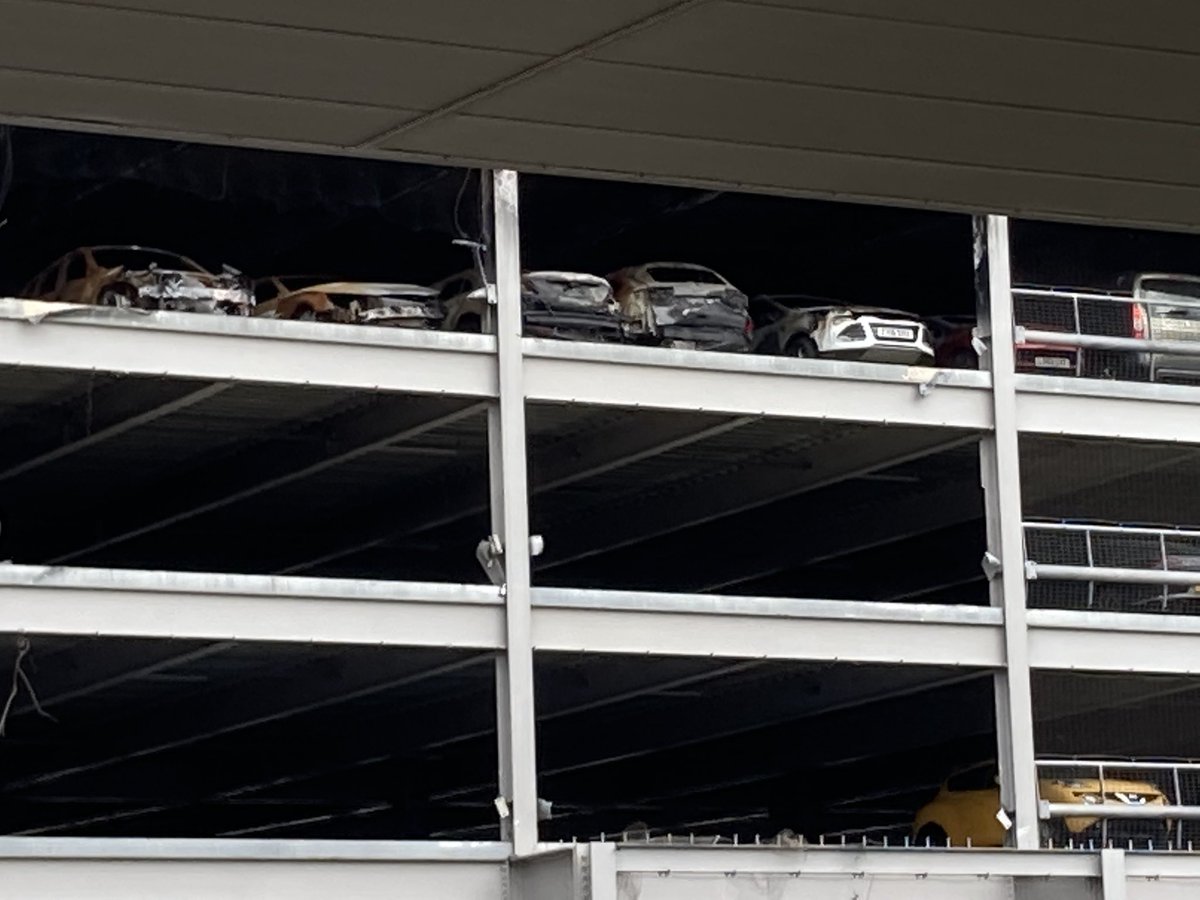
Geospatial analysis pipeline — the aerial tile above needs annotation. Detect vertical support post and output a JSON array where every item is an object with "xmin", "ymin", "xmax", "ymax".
[
  {"xmin": 485, "ymin": 168, "xmax": 540, "ymax": 856},
  {"xmin": 975, "ymin": 214, "xmax": 1040, "ymax": 850},
  {"xmin": 1100, "ymin": 848, "xmax": 1128, "ymax": 900}
]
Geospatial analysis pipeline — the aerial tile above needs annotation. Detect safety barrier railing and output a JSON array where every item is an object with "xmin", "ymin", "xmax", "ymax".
[
  {"xmin": 1024, "ymin": 521, "xmax": 1200, "ymax": 613},
  {"xmin": 1036, "ymin": 759, "xmax": 1200, "ymax": 849}
]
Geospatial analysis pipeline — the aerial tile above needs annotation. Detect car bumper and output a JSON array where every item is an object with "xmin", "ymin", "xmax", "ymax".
[
  {"xmin": 658, "ymin": 325, "xmax": 751, "ymax": 352},
  {"xmin": 524, "ymin": 311, "xmax": 625, "ymax": 341},
  {"xmin": 821, "ymin": 336, "xmax": 934, "ymax": 363},
  {"xmin": 1015, "ymin": 343, "xmax": 1079, "ymax": 374},
  {"xmin": 137, "ymin": 286, "xmax": 253, "ymax": 314}
]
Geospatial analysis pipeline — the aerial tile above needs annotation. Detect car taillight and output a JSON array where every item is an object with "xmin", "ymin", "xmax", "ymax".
[{"xmin": 1132, "ymin": 303, "xmax": 1148, "ymax": 339}]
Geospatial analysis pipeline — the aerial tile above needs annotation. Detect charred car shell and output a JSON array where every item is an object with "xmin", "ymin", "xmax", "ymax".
[
  {"xmin": 607, "ymin": 262, "xmax": 752, "ymax": 352},
  {"xmin": 253, "ymin": 276, "xmax": 443, "ymax": 328},
  {"xmin": 437, "ymin": 269, "xmax": 625, "ymax": 341},
  {"xmin": 751, "ymin": 295, "xmax": 933, "ymax": 364},
  {"xmin": 22, "ymin": 246, "xmax": 252, "ymax": 314}
]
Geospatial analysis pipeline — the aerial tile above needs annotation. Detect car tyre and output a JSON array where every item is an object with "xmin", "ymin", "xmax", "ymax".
[
  {"xmin": 786, "ymin": 334, "xmax": 820, "ymax": 358},
  {"xmin": 915, "ymin": 824, "xmax": 949, "ymax": 848},
  {"xmin": 1038, "ymin": 819, "xmax": 1070, "ymax": 848},
  {"xmin": 457, "ymin": 314, "xmax": 483, "ymax": 334},
  {"xmin": 949, "ymin": 349, "xmax": 977, "ymax": 370},
  {"xmin": 98, "ymin": 287, "xmax": 133, "ymax": 309}
]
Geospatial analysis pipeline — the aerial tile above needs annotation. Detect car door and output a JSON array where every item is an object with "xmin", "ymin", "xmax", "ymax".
[
  {"xmin": 57, "ymin": 250, "xmax": 94, "ymax": 304},
  {"xmin": 943, "ymin": 767, "xmax": 1006, "ymax": 846}
]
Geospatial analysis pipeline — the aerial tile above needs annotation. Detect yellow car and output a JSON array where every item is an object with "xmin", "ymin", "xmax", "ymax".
[{"xmin": 913, "ymin": 763, "xmax": 1168, "ymax": 847}]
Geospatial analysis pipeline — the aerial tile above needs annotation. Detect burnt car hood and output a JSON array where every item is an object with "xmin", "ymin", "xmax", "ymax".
[
  {"xmin": 520, "ymin": 272, "xmax": 625, "ymax": 338},
  {"xmin": 126, "ymin": 268, "xmax": 251, "ymax": 310},
  {"xmin": 524, "ymin": 272, "xmax": 620, "ymax": 316},
  {"xmin": 286, "ymin": 282, "xmax": 442, "ymax": 322},
  {"xmin": 649, "ymin": 284, "xmax": 749, "ymax": 328}
]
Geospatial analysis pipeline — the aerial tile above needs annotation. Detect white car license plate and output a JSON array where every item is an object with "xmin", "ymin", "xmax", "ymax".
[
  {"xmin": 876, "ymin": 326, "xmax": 914, "ymax": 340},
  {"xmin": 1035, "ymin": 355, "xmax": 1072, "ymax": 370}
]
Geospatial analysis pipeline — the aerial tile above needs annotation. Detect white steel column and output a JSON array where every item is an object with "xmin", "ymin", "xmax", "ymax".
[
  {"xmin": 486, "ymin": 169, "xmax": 540, "ymax": 856},
  {"xmin": 976, "ymin": 215, "xmax": 1040, "ymax": 850},
  {"xmin": 1100, "ymin": 849, "xmax": 1128, "ymax": 900}
]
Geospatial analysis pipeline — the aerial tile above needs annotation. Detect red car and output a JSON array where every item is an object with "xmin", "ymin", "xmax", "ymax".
[{"xmin": 926, "ymin": 314, "xmax": 1080, "ymax": 374}]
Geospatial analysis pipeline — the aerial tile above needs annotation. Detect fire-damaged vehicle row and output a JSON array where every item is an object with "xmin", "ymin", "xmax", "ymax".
[
  {"xmin": 18, "ymin": 247, "xmax": 748, "ymax": 350},
  {"xmin": 19, "ymin": 246, "xmax": 1200, "ymax": 374},
  {"xmin": 23, "ymin": 246, "xmax": 253, "ymax": 315}
]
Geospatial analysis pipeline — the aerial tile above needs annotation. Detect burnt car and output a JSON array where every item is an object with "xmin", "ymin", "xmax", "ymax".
[
  {"xmin": 253, "ymin": 276, "xmax": 443, "ymax": 329},
  {"xmin": 751, "ymin": 295, "xmax": 933, "ymax": 364},
  {"xmin": 435, "ymin": 269, "xmax": 625, "ymax": 340},
  {"xmin": 926, "ymin": 313, "xmax": 1080, "ymax": 374},
  {"xmin": 22, "ymin": 246, "xmax": 252, "ymax": 314},
  {"xmin": 606, "ymin": 262, "xmax": 752, "ymax": 352}
]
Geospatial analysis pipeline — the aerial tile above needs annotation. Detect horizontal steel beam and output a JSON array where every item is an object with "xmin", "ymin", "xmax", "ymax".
[
  {"xmin": 1028, "ymin": 608, "xmax": 1200, "ymax": 675},
  {"xmin": 0, "ymin": 299, "xmax": 497, "ymax": 398},
  {"xmin": 0, "ymin": 837, "xmax": 510, "ymax": 861},
  {"xmin": 13, "ymin": 567, "xmax": 1200, "ymax": 675},
  {"xmin": 0, "ymin": 838, "xmax": 509, "ymax": 900},
  {"xmin": 0, "ymin": 565, "xmax": 504, "ymax": 649},
  {"xmin": 1016, "ymin": 374, "xmax": 1200, "ymax": 443},
  {"xmin": 523, "ymin": 339, "xmax": 994, "ymax": 428},
  {"xmin": 530, "ymin": 589, "xmax": 1004, "ymax": 666}
]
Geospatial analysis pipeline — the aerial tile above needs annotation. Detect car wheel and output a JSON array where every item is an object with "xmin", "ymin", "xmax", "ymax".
[
  {"xmin": 457, "ymin": 314, "xmax": 483, "ymax": 334},
  {"xmin": 915, "ymin": 824, "xmax": 949, "ymax": 848},
  {"xmin": 950, "ymin": 349, "xmax": 978, "ymax": 370},
  {"xmin": 786, "ymin": 334, "xmax": 819, "ymax": 358},
  {"xmin": 98, "ymin": 287, "xmax": 133, "ymax": 309},
  {"xmin": 1038, "ymin": 819, "xmax": 1070, "ymax": 848}
]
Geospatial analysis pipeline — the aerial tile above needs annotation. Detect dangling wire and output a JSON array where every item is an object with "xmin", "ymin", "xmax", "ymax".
[
  {"xmin": 0, "ymin": 125, "xmax": 12, "ymax": 231},
  {"xmin": 0, "ymin": 636, "xmax": 57, "ymax": 737},
  {"xmin": 452, "ymin": 169, "xmax": 476, "ymax": 241}
]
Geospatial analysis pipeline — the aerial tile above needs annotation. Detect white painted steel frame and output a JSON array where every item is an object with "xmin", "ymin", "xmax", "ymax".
[
  {"xmin": 488, "ymin": 170, "xmax": 541, "ymax": 857},
  {"xmin": 3, "ymin": 173, "xmax": 1200, "ymax": 893},
  {"xmin": 6, "ymin": 565, "xmax": 1199, "ymax": 673},
  {"xmin": 977, "ymin": 215, "xmax": 1041, "ymax": 850},
  {"xmin": 607, "ymin": 843, "xmax": 1091, "ymax": 877},
  {"xmin": 0, "ymin": 299, "xmax": 499, "ymax": 398},
  {"xmin": 0, "ymin": 565, "xmax": 505, "ymax": 648},
  {"xmin": 0, "ymin": 838, "xmax": 509, "ymax": 900}
]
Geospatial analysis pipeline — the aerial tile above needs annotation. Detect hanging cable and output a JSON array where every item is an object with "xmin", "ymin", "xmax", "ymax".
[
  {"xmin": 0, "ymin": 636, "xmax": 58, "ymax": 738},
  {"xmin": 0, "ymin": 125, "xmax": 12, "ymax": 230}
]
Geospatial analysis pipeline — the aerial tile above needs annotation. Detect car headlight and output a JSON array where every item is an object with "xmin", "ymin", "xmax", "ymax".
[{"xmin": 1076, "ymin": 793, "xmax": 1103, "ymax": 805}]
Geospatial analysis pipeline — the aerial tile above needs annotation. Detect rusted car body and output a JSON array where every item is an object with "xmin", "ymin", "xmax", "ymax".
[
  {"xmin": 437, "ymin": 269, "xmax": 625, "ymax": 340},
  {"xmin": 253, "ymin": 276, "xmax": 443, "ymax": 328},
  {"xmin": 606, "ymin": 262, "xmax": 752, "ymax": 352},
  {"xmin": 22, "ymin": 246, "xmax": 252, "ymax": 314},
  {"xmin": 751, "ymin": 296, "xmax": 933, "ymax": 364}
]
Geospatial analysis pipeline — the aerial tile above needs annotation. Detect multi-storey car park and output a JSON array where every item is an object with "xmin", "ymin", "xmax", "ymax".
[{"xmin": 3, "ymin": 5, "xmax": 1200, "ymax": 899}]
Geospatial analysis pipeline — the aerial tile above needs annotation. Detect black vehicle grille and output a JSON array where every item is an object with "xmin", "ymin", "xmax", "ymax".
[{"xmin": 841, "ymin": 323, "xmax": 866, "ymax": 341}]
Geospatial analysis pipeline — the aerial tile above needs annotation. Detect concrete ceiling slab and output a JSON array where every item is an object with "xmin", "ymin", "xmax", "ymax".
[{"xmin": 2, "ymin": 0, "xmax": 1199, "ymax": 229}]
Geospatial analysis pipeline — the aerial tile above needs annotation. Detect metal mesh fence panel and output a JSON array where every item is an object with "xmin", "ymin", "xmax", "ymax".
[
  {"xmin": 1034, "ymin": 672, "xmax": 1200, "ymax": 850},
  {"xmin": 1020, "ymin": 436, "xmax": 1200, "ymax": 615},
  {"xmin": 1010, "ymin": 219, "xmax": 1200, "ymax": 385}
]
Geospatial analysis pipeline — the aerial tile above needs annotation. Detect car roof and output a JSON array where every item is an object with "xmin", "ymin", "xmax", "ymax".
[
  {"xmin": 754, "ymin": 295, "xmax": 919, "ymax": 317},
  {"xmin": 87, "ymin": 245, "xmax": 209, "ymax": 273}
]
